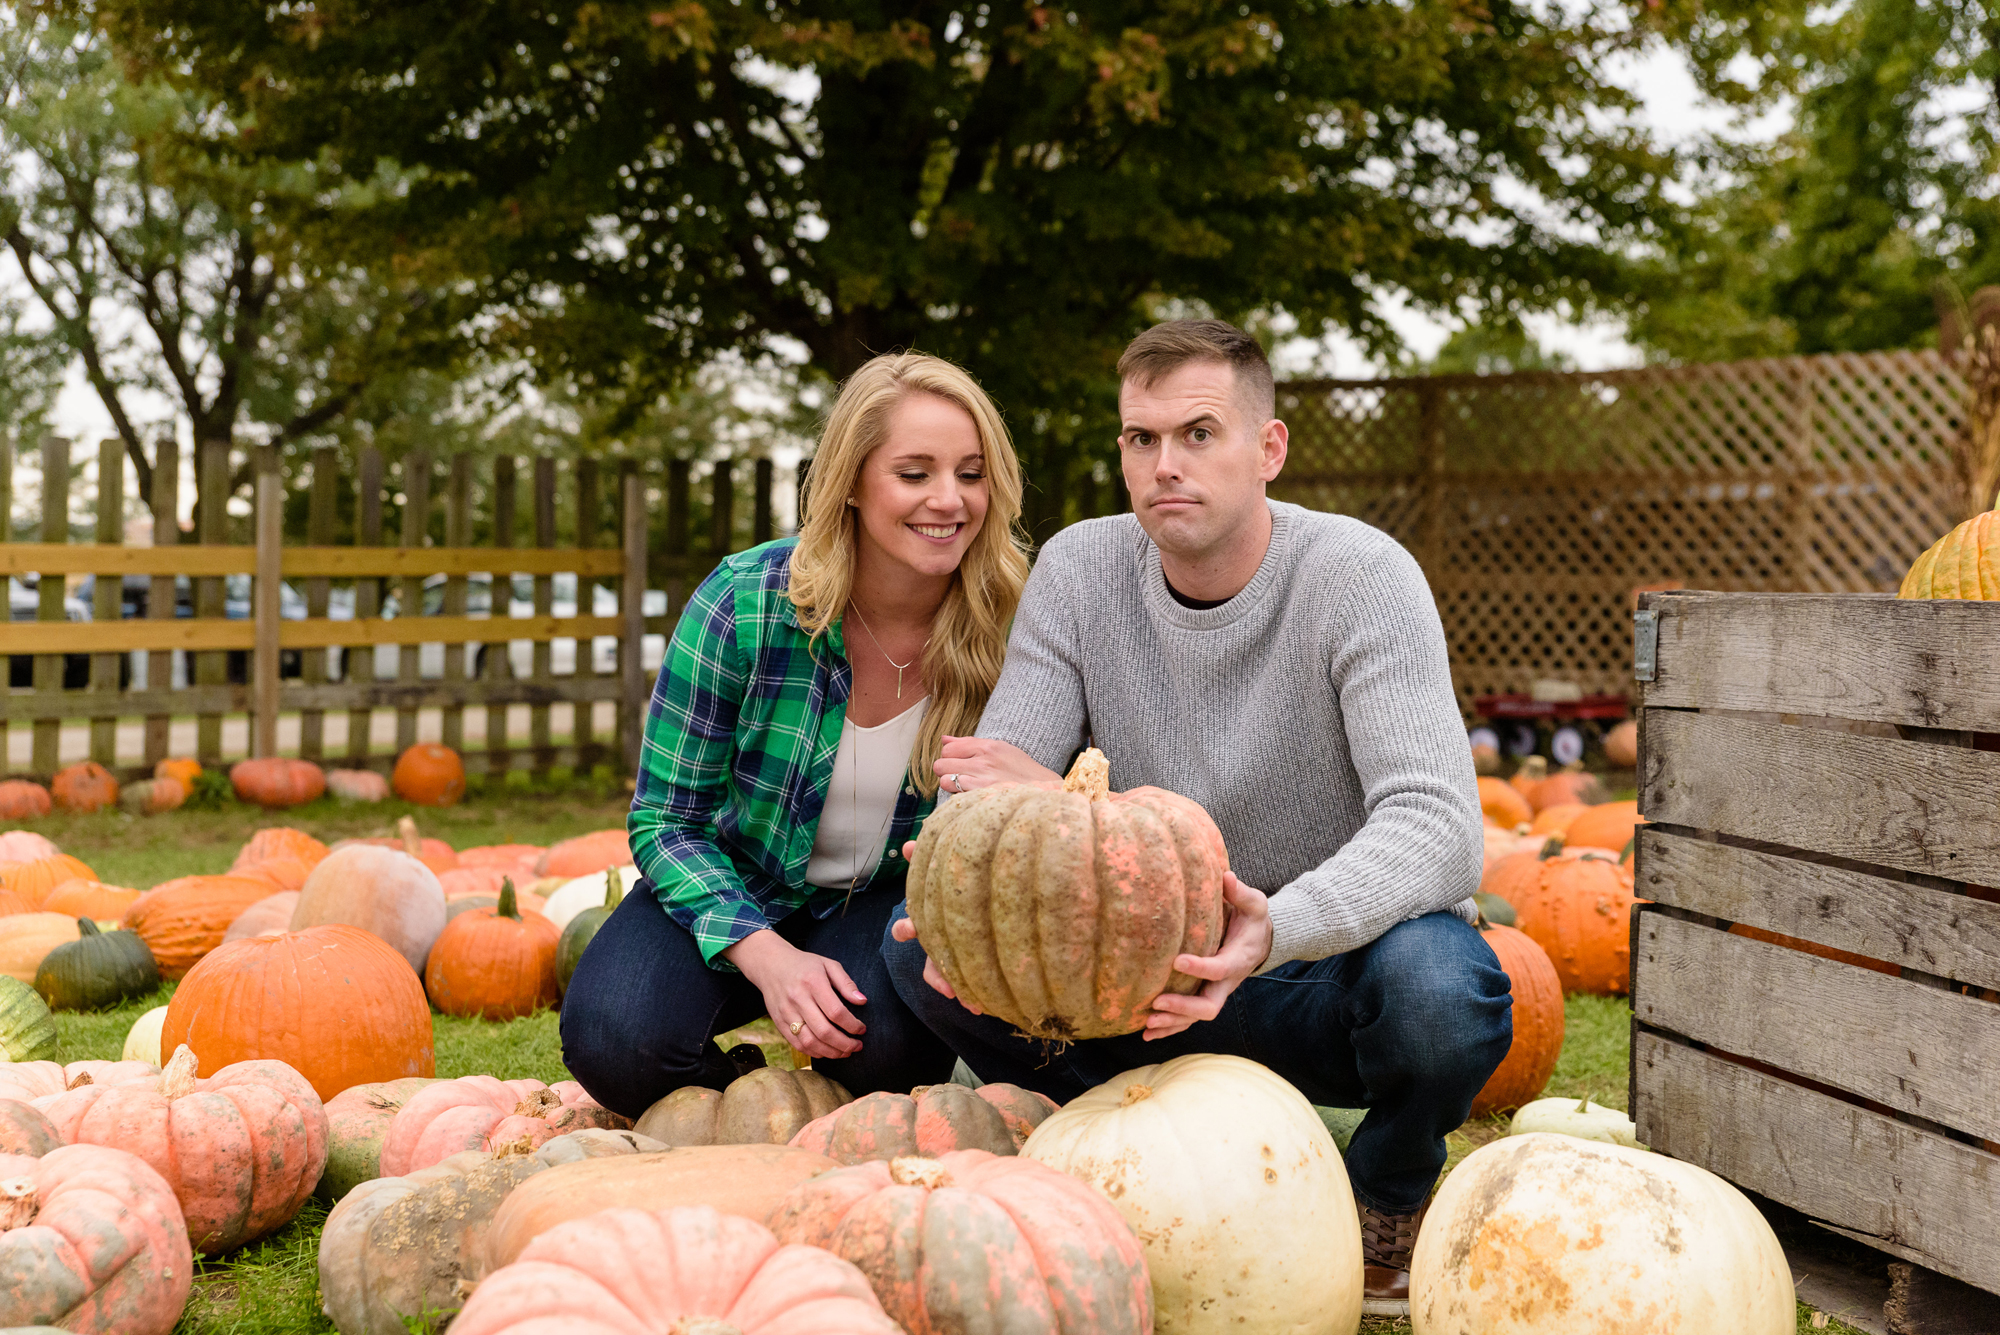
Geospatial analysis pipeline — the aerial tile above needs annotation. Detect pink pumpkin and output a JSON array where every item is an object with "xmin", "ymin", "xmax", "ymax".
[
  {"xmin": 535, "ymin": 830, "xmax": 630, "ymax": 879},
  {"xmin": 379, "ymin": 1076, "xmax": 627, "ymax": 1176},
  {"xmin": 290, "ymin": 845, "xmax": 448, "ymax": 974},
  {"xmin": 437, "ymin": 866, "xmax": 513, "ymax": 899},
  {"xmin": 325, "ymin": 768, "xmax": 391, "ymax": 802},
  {"xmin": 39, "ymin": 1045, "xmax": 328, "ymax": 1254},
  {"xmin": 458, "ymin": 845, "xmax": 545, "ymax": 875},
  {"xmin": 0, "ymin": 831, "xmax": 60, "ymax": 864},
  {"xmin": 223, "ymin": 892, "xmax": 300, "ymax": 943},
  {"xmin": 0, "ymin": 1060, "xmax": 159, "ymax": 1110}
]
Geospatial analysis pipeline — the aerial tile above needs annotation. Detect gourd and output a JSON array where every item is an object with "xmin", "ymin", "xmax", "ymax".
[
  {"xmin": 122, "ymin": 874, "xmax": 276, "ymax": 979},
  {"xmin": 1602, "ymin": 719, "xmax": 1639, "ymax": 767},
  {"xmin": 423, "ymin": 879, "xmax": 560, "ymax": 1020},
  {"xmin": 789, "ymin": 1081, "xmax": 1059, "ymax": 1164},
  {"xmin": 325, "ymin": 768, "xmax": 390, "ymax": 802},
  {"xmin": 453, "ymin": 1204, "xmax": 899, "ymax": 1335},
  {"xmin": 162, "ymin": 923, "xmax": 436, "ymax": 1103},
  {"xmin": 228, "ymin": 756, "xmax": 327, "ymax": 808},
  {"xmin": 40, "ymin": 878, "xmax": 141, "ymax": 922},
  {"xmin": 1022, "ymin": 1053, "xmax": 1363, "ymax": 1335},
  {"xmin": 119, "ymin": 777, "xmax": 187, "ymax": 815},
  {"xmin": 635, "ymin": 1067, "xmax": 852, "ymax": 1147},
  {"xmin": 1477, "ymin": 775, "xmax": 1533, "ymax": 829},
  {"xmin": 391, "ymin": 742, "xmax": 466, "ymax": 806},
  {"xmin": 906, "ymin": 747, "xmax": 1228, "ymax": 1041},
  {"xmin": 769, "ymin": 1150, "xmax": 1150, "ymax": 1335},
  {"xmin": 539, "ymin": 863, "xmax": 639, "ymax": 931},
  {"xmin": 317, "ymin": 1128, "xmax": 667, "ymax": 1335},
  {"xmin": 318, "ymin": 1077, "xmax": 438, "ymax": 1205},
  {"xmin": 290, "ymin": 844, "xmax": 448, "ymax": 974},
  {"xmin": 534, "ymin": 828, "xmax": 632, "ymax": 878},
  {"xmin": 0, "ymin": 780, "xmax": 53, "ymax": 821},
  {"xmin": 1467, "ymin": 924, "xmax": 1564, "ymax": 1118},
  {"xmin": 124, "ymin": 1004, "xmax": 169, "ymax": 1065},
  {"xmin": 1500, "ymin": 846, "xmax": 1642, "ymax": 994},
  {"xmin": 1561, "ymin": 798, "xmax": 1644, "ymax": 855},
  {"xmin": 50, "ymin": 761, "xmax": 119, "ymax": 813},
  {"xmin": 0, "ymin": 854, "xmax": 98, "ymax": 907},
  {"xmin": 1507, "ymin": 1096, "xmax": 1642, "ymax": 1148},
  {"xmin": 1410, "ymin": 1134, "xmax": 1793, "ymax": 1334},
  {"xmin": 223, "ymin": 891, "xmax": 300, "ymax": 942},
  {"xmin": 0, "ymin": 914, "xmax": 82, "ymax": 983},
  {"xmin": 554, "ymin": 869, "xmax": 622, "ymax": 992},
  {"xmin": 154, "ymin": 756, "xmax": 201, "ymax": 787},
  {"xmin": 0, "ymin": 1143, "xmax": 194, "ymax": 1335},
  {"xmin": 34, "ymin": 919, "xmax": 160, "ymax": 1011},
  {"xmin": 231, "ymin": 827, "xmax": 331, "ymax": 871},
  {"xmin": 378, "ymin": 1075, "xmax": 627, "ymax": 1175},
  {"xmin": 0, "ymin": 976, "xmax": 58, "ymax": 1062},
  {"xmin": 40, "ymin": 1044, "xmax": 329, "ymax": 1254}
]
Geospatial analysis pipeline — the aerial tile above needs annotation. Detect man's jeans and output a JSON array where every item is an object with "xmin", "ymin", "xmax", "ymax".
[{"xmin": 882, "ymin": 907, "xmax": 1513, "ymax": 1213}]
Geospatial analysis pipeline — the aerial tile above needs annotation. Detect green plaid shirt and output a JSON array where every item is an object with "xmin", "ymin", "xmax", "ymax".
[{"xmin": 628, "ymin": 539, "xmax": 933, "ymax": 968}]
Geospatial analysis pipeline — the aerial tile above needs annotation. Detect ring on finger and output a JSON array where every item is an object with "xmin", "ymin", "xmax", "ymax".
[
  {"xmin": 789, "ymin": 1019, "xmax": 804, "ymax": 1036},
  {"xmin": 950, "ymin": 773, "xmax": 964, "ymax": 792}
]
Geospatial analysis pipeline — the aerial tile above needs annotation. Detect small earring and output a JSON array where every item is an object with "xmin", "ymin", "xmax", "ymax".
[{"xmin": 846, "ymin": 497, "xmax": 858, "ymax": 507}]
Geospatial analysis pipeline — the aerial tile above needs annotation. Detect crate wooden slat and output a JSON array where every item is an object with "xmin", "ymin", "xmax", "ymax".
[{"xmin": 1633, "ymin": 588, "xmax": 2000, "ymax": 1302}]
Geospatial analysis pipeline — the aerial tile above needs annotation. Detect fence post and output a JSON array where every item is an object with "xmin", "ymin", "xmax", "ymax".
[
  {"xmin": 299, "ymin": 446, "xmax": 337, "ymax": 763},
  {"xmin": 487, "ymin": 455, "xmax": 516, "ymax": 779},
  {"xmin": 754, "ymin": 458, "xmax": 774, "ymax": 545},
  {"xmin": 89, "ymin": 438, "xmax": 123, "ymax": 767},
  {"xmin": 531, "ymin": 456, "xmax": 556, "ymax": 773},
  {"xmin": 441, "ymin": 452, "xmax": 471, "ymax": 757},
  {"xmin": 253, "ymin": 447, "xmax": 283, "ymax": 759},
  {"xmin": 144, "ymin": 436, "xmax": 179, "ymax": 769},
  {"xmin": 574, "ymin": 455, "xmax": 601, "ymax": 771},
  {"xmin": 710, "ymin": 460, "xmax": 734, "ymax": 555},
  {"xmin": 396, "ymin": 451, "xmax": 431, "ymax": 756},
  {"xmin": 622, "ymin": 467, "xmax": 648, "ymax": 776},
  {"xmin": 32, "ymin": 433, "xmax": 70, "ymax": 778},
  {"xmin": 0, "ymin": 432, "xmax": 10, "ymax": 769},
  {"xmin": 349, "ymin": 446, "xmax": 383, "ymax": 768},
  {"xmin": 193, "ymin": 439, "xmax": 229, "ymax": 767}
]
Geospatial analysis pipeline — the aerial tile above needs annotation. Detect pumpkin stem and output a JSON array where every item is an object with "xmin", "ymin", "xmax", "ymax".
[
  {"xmin": 160, "ymin": 1045, "xmax": 200, "ymax": 1100},
  {"xmin": 64, "ymin": 1071, "xmax": 92, "ymax": 1091},
  {"xmin": 398, "ymin": 815, "xmax": 422, "ymax": 857},
  {"xmin": 497, "ymin": 877, "xmax": 520, "ymax": 920},
  {"xmin": 1538, "ymin": 836, "xmax": 1564, "ymax": 860},
  {"xmin": 77, "ymin": 918, "xmax": 99, "ymax": 937},
  {"xmin": 604, "ymin": 867, "xmax": 624, "ymax": 909},
  {"xmin": 1061, "ymin": 747, "xmax": 1111, "ymax": 802},
  {"xmin": 0, "ymin": 1177, "xmax": 35, "ymax": 1230},
  {"xmin": 1516, "ymin": 755, "xmax": 1548, "ymax": 782},
  {"xmin": 888, "ymin": 1156, "xmax": 951, "ymax": 1190},
  {"xmin": 1120, "ymin": 1082, "xmax": 1154, "ymax": 1107}
]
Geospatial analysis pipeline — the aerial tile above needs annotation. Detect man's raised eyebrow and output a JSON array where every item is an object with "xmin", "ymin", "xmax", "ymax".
[{"xmin": 1122, "ymin": 413, "xmax": 1224, "ymax": 436}]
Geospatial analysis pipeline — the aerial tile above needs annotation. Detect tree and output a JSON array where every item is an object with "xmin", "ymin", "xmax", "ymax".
[{"xmin": 81, "ymin": 0, "xmax": 1679, "ymax": 511}]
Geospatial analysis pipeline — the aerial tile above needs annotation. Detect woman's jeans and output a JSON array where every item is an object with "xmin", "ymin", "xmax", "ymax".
[
  {"xmin": 562, "ymin": 882, "xmax": 957, "ymax": 1119},
  {"xmin": 882, "ymin": 907, "xmax": 1513, "ymax": 1214}
]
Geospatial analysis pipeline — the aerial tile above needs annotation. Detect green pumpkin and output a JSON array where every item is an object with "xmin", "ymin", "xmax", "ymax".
[
  {"xmin": 1473, "ymin": 891, "xmax": 1518, "ymax": 928},
  {"xmin": 34, "ymin": 919, "xmax": 161, "ymax": 1012},
  {"xmin": 556, "ymin": 870, "xmax": 624, "ymax": 995},
  {"xmin": 0, "ymin": 976, "xmax": 57, "ymax": 1061}
]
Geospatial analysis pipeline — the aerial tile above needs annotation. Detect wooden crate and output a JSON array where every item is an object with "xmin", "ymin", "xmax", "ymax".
[{"xmin": 1631, "ymin": 589, "xmax": 2000, "ymax": 1298}]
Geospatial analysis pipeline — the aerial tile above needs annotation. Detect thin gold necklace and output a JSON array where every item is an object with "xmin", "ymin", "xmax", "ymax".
[{"xmin": 849, "ymin": 602, "xmax": 926, "ymax": 698}]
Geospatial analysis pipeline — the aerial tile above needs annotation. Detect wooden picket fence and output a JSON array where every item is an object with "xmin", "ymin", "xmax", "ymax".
[{"xmin": 1, "ymin": 438, "xmax": 782, "ymax": 782}]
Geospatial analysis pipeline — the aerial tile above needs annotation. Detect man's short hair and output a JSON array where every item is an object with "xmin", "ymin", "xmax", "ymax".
[{"xmin": 1117, "ymin": 319, "xmax": 1276, "ymax": 422}]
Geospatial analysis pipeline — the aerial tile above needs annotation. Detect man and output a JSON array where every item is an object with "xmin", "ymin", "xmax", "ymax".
[{"xmin": 882, "ymin": 318, "xmax": 1511, "ymax": 1313}]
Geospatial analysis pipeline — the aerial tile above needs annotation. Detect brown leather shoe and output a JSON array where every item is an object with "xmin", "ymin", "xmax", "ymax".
[{"xmin": 1359, "ymin": 1198, "xmax": 1427, "ymax": 1317}]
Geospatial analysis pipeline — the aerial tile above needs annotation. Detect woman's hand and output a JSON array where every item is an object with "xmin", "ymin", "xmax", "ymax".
[
  {"xmin": 722, "ymin": 930, "xmax": 867, "ymax": 1060},
  {"xmin": 934, "ymin": 736, "xmax": 1060, "ymax": 794}
]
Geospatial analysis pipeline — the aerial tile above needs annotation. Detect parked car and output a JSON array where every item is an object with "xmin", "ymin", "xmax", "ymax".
[
  {"xmin": 62, "ymin": 573, "xmax": 309, "ymax": 689},
  {"xmin": 7, "ymin": 575, "xmax": 93, "ymax": 688}
]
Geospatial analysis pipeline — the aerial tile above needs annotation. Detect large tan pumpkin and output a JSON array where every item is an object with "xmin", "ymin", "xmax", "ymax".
[
  {"xmin": 1410, "ymin": 1134, "xmax": 1793, "ymax": 1334},
  {"xmin": 634, "ymin": 1067, "xmax": 852, "ymax": 1147},
  {"xmin": 1023, "ymin": 1053, "xmax": 1362, "ymax": 1335},
  {"xmin": 906, "ymin": 747, "xmax": 1227, "ymax": 1041},
  {"xmin": 291, "ymin": 845, "xmax": 448, "ymax": 974}
]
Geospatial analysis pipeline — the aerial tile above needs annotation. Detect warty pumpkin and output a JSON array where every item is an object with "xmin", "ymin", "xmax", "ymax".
[
  {"xmin": 391, "ymin": 742, "xmax": 466, "ymax": 806},
  {"xmin": 0, "ymin": 781, "xmax": 53, "ymax": 822},
  {"xmin": 554, "ymin": 869, "xmax": 623, "ymax": 992},
  {"xmin": 635, "ymin": 1067, "xmax": 853, "ymax": 1147},
  {"xmin": 290, "ymin": 844, "xmax": 448, "ymax": 974},
  {"xmin": 423, "ymin": 879, "xmax": 560, "ymax": 1020},
  {"xmin": 324, "ymin": 768, "xmax": 390, "ymax": 803},
  {"xmin": 318, "ymin": 1077, "xmax": 438, "ymax": 1205},
  {"xmin": 1478, "ymin": 775, "xmax": 1534, "ymax": 829},
  {"xmin": 222, "ymin": 891, "xmax": 300, "ymax": 942},
  {"xmin": 1467, "ymin": 924, "xmax": 1565, "ymax": 1118},
  {"xmin": 1561, "ymin": 798, "xmax": 1644, "ymax": 856},
  {"xmin": 118, "ymin": 777, "xmax": 187, "ymax": 816},
  {"xmin": 50, "ymin": 762, "xmax": 119, "ymax": 814},
  {"xmin": 907, "ymin": 747, "xmax": 1228, "ymax": 1041},
  {"xmin": 0, "ymin": 914, "xmax": 83, "ymax": 984},
  {"xmin": 379, "ymin": 1075, "xmax": 627, "ymax": 1176},
  {"xmin": 40, "ymin": 879, "xmax": 141, "ymax": 922},
  {"xmin": 0, "ymin": 854, "xmax": 97, "ymax": 907},
  {"xmin": 162, "ymin": 923, "xmax": 436, "ymax": 1103},
  {"xmin": 1022, "ymin": 1052, "xmax": 1363, "ymax": 1335},
  {"xmin": 231, "ymin": 827, "xmax": 330, "ymax": 871},
  {"xmin": 534, "ymin": 828, "xmax": 631, "ymax": 879},
  {"xmin": 123, "ymin": 875, "xmax": 276, "ymax": 979},
  {"xmin": 40, "ymin": 1044, "xmax": 329, "ymax": 1254},
  {"xmin": 229, "ymin": 757, "xmax": 327, "ymax": 809},
  {"xmin": 317, "ymin": 1129, "xmax": 666, "ymax": 1335},
  {"xmin": 1501, "ymin": 846, "xmax": 1642, "ymax": 995},
  {"xmin": 1410, "ymin": 1134, "xmax": 1792, "ymax": 1334},
  {"xmin": 154, "ymin": 756, "xmax": 201, "ymax": 788},
  {"xmin": 0, "ymin": 977, "xmax": 58, "ymax": 1063},
  {"xmin": 455, "ymin": 1204, "xmax": 899, "ymax": 1335},
  {"xmin": 790, "ymin": 1081, "xmax": 1060, "ymax": 1164},
  {"xmin": 34, "ymin": 919, "xmax": 160, "ymax": 1011},
  {"xmin": 0, "ymin": 1143, "xmax": 194, "ymax": 1335}
]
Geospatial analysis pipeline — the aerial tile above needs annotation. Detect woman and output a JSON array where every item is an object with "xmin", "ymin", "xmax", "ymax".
[{"xmin": 562, "ymin": 351, "xmax": 1030, "ymax": 1117}]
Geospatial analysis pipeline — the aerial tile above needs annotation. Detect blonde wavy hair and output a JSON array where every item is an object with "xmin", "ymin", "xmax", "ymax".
[{"xmin": 788, "ymin": 352, "xmax": 1030, "ymax": 796}]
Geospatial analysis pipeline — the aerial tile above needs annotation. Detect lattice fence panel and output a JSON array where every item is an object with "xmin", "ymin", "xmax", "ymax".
[{"xmin": 1277, "ymin": 352, "xmax": 1968, "ymax": 706}]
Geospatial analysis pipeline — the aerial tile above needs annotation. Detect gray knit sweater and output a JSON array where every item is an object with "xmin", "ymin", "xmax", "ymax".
[{"xmin": 976, "ymin": 499, "xmax": 1482, "ymax": 972}]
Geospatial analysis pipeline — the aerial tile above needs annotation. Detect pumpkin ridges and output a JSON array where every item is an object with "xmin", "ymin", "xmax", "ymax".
[
  {"xmin": 1468, "ymin": 925, "xmax": 1565, "ymax": 1117},
  {"xmin": 51, "ymin": 762, "xmax": 120, "ymax": 814},
  {"xmin": 41, "ymin": 879, "xmax": 141, "ymax": 922},
  {"xmin": 125, "ymin": 875, "xmax": 278, "ymax": 980},
  {"xmin": 0, "ymin": 855, "xmax": 99, "ymax": 908},
  {"xmin": 1506, "ymin": 854, "xmax": 1641, "ymax": 995}
]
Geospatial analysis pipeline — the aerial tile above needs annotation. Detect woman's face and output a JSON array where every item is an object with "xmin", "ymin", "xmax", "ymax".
[{"xmin": 850, "ymin": 392, "xmax": 990, "ymax": 581}]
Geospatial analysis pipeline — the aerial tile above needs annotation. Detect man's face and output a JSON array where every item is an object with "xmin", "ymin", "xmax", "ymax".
[{"xmin": 1118, "ymin": 360, "xmax": 1286, "ymax": 560}]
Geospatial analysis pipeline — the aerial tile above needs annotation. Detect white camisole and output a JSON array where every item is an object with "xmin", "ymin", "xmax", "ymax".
[{"xmin": 805, "ymin": 696, "xmax": 930, "ymax": 890}]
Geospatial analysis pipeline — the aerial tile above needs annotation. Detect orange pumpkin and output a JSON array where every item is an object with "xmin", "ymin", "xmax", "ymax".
[
  {"xmin": 0, "ymin": 781, "xmax": 52, "ymax": 821},
  {"xmin": 536, "ymin": 829, "xmax": 633, "ymax": 879},
  {"xmin": 229, "ymin": 757, "xmax": 327, "ymax": 809},
  {"xmin": 345, "ymin": 817, "xmax": 460, "ymax": 874},
  {"xmin": 0, "ymin": 889, "xmax": 32, "ymax": 918},
  {"xmin": 1529, "ymin": 803, "xmax": 1589, "ymax": 838},
  {"xmin": 223, "ymin": 891, "xmax": 300, "ymax": 942},
  {"xmin": 50, "ymin": 762, "xmax": 119, "ymax": 814},
  {"xmin": 154, "ymin": 757, "xmax": 201, "ymax": 787},
  {"xmin": 1602, "ymin": 720, "xmax": 1639, "ymax": 768},
  {"xmin": 1476, "ymin": 776, "xmax": 1534, "ymax": 830},
  {"xmin": 163, "ymin": 924, "xmax": 436, "ymax": 1104},
  {"xmin": 235, "ymin": 856, "xmax": 318, "ymax": 893},
  {"xmin": 1563, "ymin": 799, "xmax": 1644, "ymax": 855},
  {"xmin": 41, "ymin": 1044, "xmax": 329, "ymax": 1254},
  {"xmin": 1502, "ymin": 848, "xmax": 1642, "ymax": 995},
  {"xmin": 123, "ymin": 875, "xmax": 277, "ymax": 979},
  {"xmin": 424, "ymin": 880, "xmax": 560, "ymax": 1020},
  {"xmin": 290, "ymin": 845, "xmax": 448, "ymax": 974},
  {"xmin": 41, "ymin": 880, "xmax": 142, "ymax": 922},
  {"xmin": 119, "ymin": 777, "xmax": 188, "ymax": 816},
  {"xmin": 392, "ymin": 743, "xmax": 467, "ymax": 807},
  {"xmin": 232, "ymin": 827, "xmax": 330, "ymax": 871},
  {"xmin": 0, "ymin": 914, "xmax": 83, "ymax": 982},
  {"xmin": 0, "ymin": 854, "xmax": 98, "ymax": 907},
  {"xmin": 1525, "ymin": 769, "xmax": 1605, "ymax": 811},
  {"xmin": 1468, "ymin": 924, "xmax": 1566, "ymax": 1117}
]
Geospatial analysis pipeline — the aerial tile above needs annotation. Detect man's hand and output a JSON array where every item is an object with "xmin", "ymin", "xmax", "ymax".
[
  {"xmin": 888, "ymin": 916, "xmax": 981, "ymax": 1014},
  {"xmin": 934, "ymin": 736, "xmax": 1060, "ymax": 794},
  {"xmin": 723, "ymin": 929, "xmax": 867, "ymax": 1060},
  {"xmin": 1144, "ymin": 872, "xmax": 1273, "ymax": 1041}
]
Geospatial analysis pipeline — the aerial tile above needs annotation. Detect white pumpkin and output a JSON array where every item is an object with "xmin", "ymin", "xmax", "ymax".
[
  {"xmin": 1507, "ymin": 1096, "xmax": 1642, "ymax": 1148},
  {"xmin": 122, "ymin": 1004, "xmax": 168, "ymax": 1066},
  {"xmin": 1411, "ymin": 1133, "xmax": 1793, "ymax": 1335},
  {"xmin": 1022, "ymin": 1053, "xmax": 1362, "ymax": 1335},
  {"xmin": 541, "ymin": 865, "xmax": 641, "ymax": 931}
]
